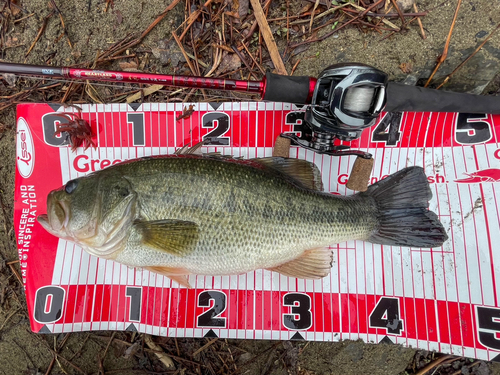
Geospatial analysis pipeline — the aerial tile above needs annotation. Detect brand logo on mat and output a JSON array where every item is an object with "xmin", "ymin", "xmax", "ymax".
[
  {"xmin": 16, "ymin": 117, "xmax": 35, "ymax": 178},
  {"xmin": 455, "ymin": 169, "xmax": 500, "ymax": 183}
]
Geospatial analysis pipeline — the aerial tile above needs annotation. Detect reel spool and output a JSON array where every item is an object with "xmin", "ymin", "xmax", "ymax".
[{"xmin": 280, "ymin": 63, "xmax": 387, "ymax": 191}]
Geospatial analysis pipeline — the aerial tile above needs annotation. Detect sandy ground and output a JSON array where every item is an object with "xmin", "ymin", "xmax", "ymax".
[{"xmin": 0, "ymin": 0, "xmax": 500, "ymax": 374}]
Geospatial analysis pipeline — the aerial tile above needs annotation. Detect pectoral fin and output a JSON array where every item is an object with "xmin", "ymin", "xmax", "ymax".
[
  {"xmin": 135, "ymin": 220, "xmax": 199, "ymax": 256},
  {"xmin": 144, "ymin": 266, "xmax": 192, "ymax": 288},
  {"xmin": 267, "ymin": 247, "xmax": 333, "ymax": 279}
]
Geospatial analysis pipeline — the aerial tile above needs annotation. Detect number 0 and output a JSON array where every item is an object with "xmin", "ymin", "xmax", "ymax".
[{"xmin": 34, "ymin": 286, "xmax": 65, "ymax": 324}]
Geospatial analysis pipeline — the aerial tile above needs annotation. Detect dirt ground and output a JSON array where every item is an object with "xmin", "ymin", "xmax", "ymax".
[{"xmin": 1, "ymin": 0, "xmax": 500, "ymax": 374}]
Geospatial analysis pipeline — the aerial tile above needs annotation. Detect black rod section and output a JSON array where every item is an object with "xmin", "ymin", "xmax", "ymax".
[{"xmin": 386, "ymin": 82, "xmax": 500, "ymax": 114}]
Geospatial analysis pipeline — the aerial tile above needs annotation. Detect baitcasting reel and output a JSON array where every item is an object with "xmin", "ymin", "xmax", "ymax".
[{"xmin": 279, "ymin": 63, "xmax": 388, "ymax": 159}]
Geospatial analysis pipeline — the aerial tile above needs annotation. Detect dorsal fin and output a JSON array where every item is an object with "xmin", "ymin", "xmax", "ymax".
[{"xmin": 251, "ymin": 157, "xmax": 324, "ymax": 191}]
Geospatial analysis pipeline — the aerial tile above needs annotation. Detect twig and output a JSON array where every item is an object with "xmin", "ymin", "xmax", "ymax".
[
  {"xmin": 172, "ymin": 31, "xmax": 197, "ymax": 75},
  {"xmin": 49, "ymin": 0, "xmax": 73, "ymax": 49},
  {"xmin": 126, "ymin": 84, "xmax": 164, "ymax": 103},
  {"xmin": 8, "ymin": 263, "xmax": 22, "ymax": 284},
  {"xmin": 106, "ymin": 0, "xmax": 182, "ymax": 58},
  {"xmin": 13, "ymin": 12, "xmax": 34, "ymax": 23},
  {"xmin": 290, "ymin": 0, "xmax": 384, "ymax": 48},
  {"xmin": 25, "ymin": 11, "xmax": 52, "ymax": 58},
  {"xmin": 42, "ymin": 345, "xmax": 87, "ymax": 375},
  {"xmin": 179, "ymin": 0, "xmax": 215, "ymax": 41},
  {"xmin": 102, "ymin": 332, "xmax": 116, "ymax": 361},
  {"xmin": 308, "ymin": 0, "xmax": 321, "ymax": 33},
  {"xmin": 436, "ymin": 22, "xmax": 500, "ymax": 89},
  {"xmin": 286, "ymin": 0, "xmax": 290, "ymax": 41},
  {"xmin": 225, "ymin": 339, "xmax": 238, "ymax": 371},
  {"xmin": 44, "ymin": 357, "xmax": 56, "ymax": 375},
  {"xmin": 424, "ymin": 0, "xmax": 462, "ymax": 87},
  {"xmin": 290, "ymin": 59, "xmax": 301, "ymax": 75},
  {"xmin": 349, "ymin": 3, "xmax": 399, "ymax": 30},
  {"xmin": 144, "ymin": 334, "xmax": 176, "ymax": 370},
  {"xmin": 192, "ymin": 338, "xmax": 218, "ymax": 357},
  {"xmin": 231, "ymin": 45, "xmax": 257, "ymax": 79},
  {"xmin": 389, "ymin": 0, "xmax": 406, "ymax": 27},
  {"xmin": 414, "ymin": 4, "xmax": 426, "ymax": 39},
  {"xmin": 313, "ymin": 3, "xmax": 350, "ymax": 21},
  {"xmin": 0, "ymin": 308, "xmax": 20, "ymax": 331},
  {"xmin": 241, "ymin": 42, "xmax": 265, "ymax": 75},
  {"xmin": 415, "ymin": 355, "xmax": 456, "ymax": 375},
  {"xmin": 450, "ymin": 360, "xmax": 481, "ymax": 375},
  {"xmin": 68, "ymin": 334, "xmax": 91, "ymax": 361},
  {"xmin": 249, "ymin": 0, "xmax": 287, "ymax": 75}
]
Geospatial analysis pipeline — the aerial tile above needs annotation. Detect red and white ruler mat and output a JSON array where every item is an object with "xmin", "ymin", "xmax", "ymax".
[{"xmin": 14, "ymin": 102, "xmax": 500, "ymax": 360}]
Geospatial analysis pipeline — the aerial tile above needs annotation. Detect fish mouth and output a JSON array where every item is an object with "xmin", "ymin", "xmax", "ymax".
[{"xmin": 37, "ymin": 193, "xmax": 71, "ymax": 236}]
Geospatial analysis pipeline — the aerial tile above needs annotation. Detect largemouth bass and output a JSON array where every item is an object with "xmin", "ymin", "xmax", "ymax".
[{"xmin": 38, "ymin": 153, "xmax": 447, "ymax": 288}]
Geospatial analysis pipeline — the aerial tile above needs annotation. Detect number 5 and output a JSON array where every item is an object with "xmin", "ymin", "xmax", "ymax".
[{"xmin": 477, "ymin": 306, "xmax": 500, "ymax": 350}]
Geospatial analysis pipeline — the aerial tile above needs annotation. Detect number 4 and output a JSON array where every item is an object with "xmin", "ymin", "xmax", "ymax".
[
  {"xmin": 371, "ymin": 112, "xmax": 402, "ymax": 146},
  {"xmin": 369, "ymin": 297, "xmax": 404, "ymax": 335}
]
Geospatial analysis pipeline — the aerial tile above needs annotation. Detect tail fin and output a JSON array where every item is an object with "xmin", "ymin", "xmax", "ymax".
[{"xmin": 361, "ymin": 166, "xmax": 448, "ymax": 248}]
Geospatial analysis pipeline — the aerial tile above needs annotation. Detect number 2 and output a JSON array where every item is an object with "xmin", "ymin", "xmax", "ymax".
[
  {"xmin": 197, "ymin": 290, "xmax": 227, "ymax": 327},
  {"xmin": 202, "ymin": 112, "xmax": 230, "ymax": 146}
]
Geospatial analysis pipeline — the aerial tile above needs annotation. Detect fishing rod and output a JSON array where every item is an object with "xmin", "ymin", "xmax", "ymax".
[{"xmin": 2, "ymin": 61, "xmax": 500, "ymax": 160}]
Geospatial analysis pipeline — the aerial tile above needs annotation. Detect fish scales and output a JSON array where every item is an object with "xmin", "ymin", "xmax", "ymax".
[{"xmin": 112, "ymin": 156, "xmax": 378, "ymax": 275}]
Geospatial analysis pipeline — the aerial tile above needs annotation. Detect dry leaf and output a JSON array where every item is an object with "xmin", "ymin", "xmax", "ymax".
[
  {"xmin": 215, "ymin": 52, "xmax": 241, "ymax": 76},
  {"xmin": 118, "ymin": 61, "xmax": 139, "ymax": 71},
  {"xmin": 2, "ymin": 74, "xmax": 16, "ymax": 87},
  {"xmin": 399, "ymin": 62, "xmax": 413, "ymax": 74},
  {"xmin": 4, "ymin": 34, "xmax": 19, "ymax": 48},
  {"xmin": 10, "ymin": 0, "xmax": 21, "ymax": 16},
  {"xmin": 224, "ymin": 11, "xmax": 240, "ymax": 18},
  {"xmin": 176, "ymin": 105, "xmax": 195, "ymax": 121},
  {"xmin": 115, "ymin": 9, "xmax": 123, "ymax": 24},
  {"xmin": 152, "ymin": 39, "xmax": 184, "ymax": 66},
  {"xmin": 238, "ymin": 0, "xmax": 249, "ymax": 19},
  {"xmin": 123, "ymin": 342, "xmax": 140, "ymax": 359}
]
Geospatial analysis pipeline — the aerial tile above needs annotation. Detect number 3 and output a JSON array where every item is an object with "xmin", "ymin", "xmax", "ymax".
[{"xmin": 283, "ymin": 293, "xmax": 312, "ymax": 330}]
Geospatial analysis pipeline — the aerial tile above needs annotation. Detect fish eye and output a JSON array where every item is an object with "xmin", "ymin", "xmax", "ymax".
[{"xmin": 65, "ymin": 180, "xmax": 78, "ymax": 194}]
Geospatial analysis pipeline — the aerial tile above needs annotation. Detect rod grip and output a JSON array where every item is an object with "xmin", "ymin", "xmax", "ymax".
[
  {"xmin": 385, "ymin": 82, "xmax": 500, "ymax": 114},
  {"xmin": 262, "ymin": 72, "xmax": 314, "ymax": 104}
]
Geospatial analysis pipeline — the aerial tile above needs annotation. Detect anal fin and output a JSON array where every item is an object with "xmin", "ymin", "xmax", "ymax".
[
  {"xmin": 144, "ymin": 266, "xmax": 192, "ymax": 288},
  {"xmin": 267, "ymin": 247, "xmax": 333, "ymax": 279}
]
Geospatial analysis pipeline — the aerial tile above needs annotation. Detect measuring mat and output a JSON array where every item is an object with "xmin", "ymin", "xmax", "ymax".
[{"xmin": 14, "ymin": 102, "xmax": 500, "ymax": 360}]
